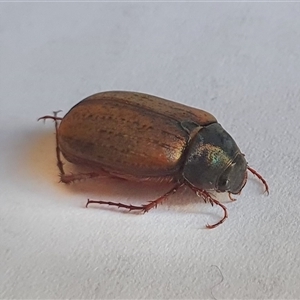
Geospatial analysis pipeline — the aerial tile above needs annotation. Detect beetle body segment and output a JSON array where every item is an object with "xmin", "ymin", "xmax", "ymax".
[
  {"xmin": 183, "ymin": 123, "xmax": 247, "ymax": 194},
  {"xmin": 58, "ymin": 91, "xmax": 217, "ymax": 179}
]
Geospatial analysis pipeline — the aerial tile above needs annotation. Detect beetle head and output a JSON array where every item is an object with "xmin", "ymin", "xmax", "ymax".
[
  {"xmin": 216, "ymin": 152, "xmax": 247, "ymax": 194},
  {"xmin": 183, "ymin": 123, "xmax": 247, "ymax": 194}
]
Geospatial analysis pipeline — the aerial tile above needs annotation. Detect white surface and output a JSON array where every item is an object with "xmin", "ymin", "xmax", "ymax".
[{"xmin": 1, "ymin": 2, "xmax": 299, "ymax": 299}]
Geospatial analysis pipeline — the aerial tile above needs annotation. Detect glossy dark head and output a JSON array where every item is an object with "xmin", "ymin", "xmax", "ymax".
[
  {"xmin": 216, "ymin": 152, "xmax": 247, "ymax": 194},
  {"xmin": 183, "ymin": 123, "xmax": 247, "ymax": 194}
]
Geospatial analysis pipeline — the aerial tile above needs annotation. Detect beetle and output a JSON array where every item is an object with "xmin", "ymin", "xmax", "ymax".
[{"xmin": 39, "ymin": 91, "xmax": 268, "ymax": 228}]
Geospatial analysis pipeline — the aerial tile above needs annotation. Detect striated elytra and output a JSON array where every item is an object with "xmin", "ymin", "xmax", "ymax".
[{"xmin": 39, "ymin": 91, "xmax": 268, "ymax": 228}]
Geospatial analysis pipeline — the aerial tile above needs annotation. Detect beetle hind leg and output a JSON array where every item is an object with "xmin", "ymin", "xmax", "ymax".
[
  {"xmin": 38, "ymin": 113, "xmax": 63, "ymax": 122},
  {"xmin": 86, "ymin": 182, "xmax": 185, "ymax": 213},
  {"xmin": 38, "ymin": 111, "xmax": 65, "ymax": 175},
  {"xmin": 52, "ymin": 111, "xmax": 65, "ymax": 176}
]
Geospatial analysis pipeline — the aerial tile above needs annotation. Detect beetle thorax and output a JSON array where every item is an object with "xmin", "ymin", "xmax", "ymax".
[{"xmin": 182, "ymin": 123, "xmax": 247, "ymax": 193}]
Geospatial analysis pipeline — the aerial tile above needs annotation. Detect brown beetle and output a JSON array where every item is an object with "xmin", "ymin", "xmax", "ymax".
[{"xmin": 39, "ymin": 91, "xmax": 268, "ymax": 228}]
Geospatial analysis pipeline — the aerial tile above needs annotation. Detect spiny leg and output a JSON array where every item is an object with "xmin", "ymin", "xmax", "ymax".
[
  {"xmin": 38, "ymin": 114, "xmax": 63, "ymax": 122},
  {"xmin": 53, "ymin": 111, "xmax": 65, "ymax": 175},
  {"xmin": 86, "ymin": 182, "xmax": 185, "ymax": 212},
  {"xmin": 187, "ymin": 184, "xmax": 228, "ymax": 229},
  {"xmin": 38, "ymin": 111, "xmax": 65, "ymax": 175},
  {"xmin": 247, "ymin": 166, "xmax": 269, "ymax": 195}
]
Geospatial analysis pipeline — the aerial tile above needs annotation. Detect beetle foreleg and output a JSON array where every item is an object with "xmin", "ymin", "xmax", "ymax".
[
  {"xmin": 86, "ymin": 182, "xmax": 185, "ymax": 213},
  {"xmin": 247, "ymin": 167, "xmax": 269, "ymax": 195},
  {"xmin": 203, "ymin": 199, "xmax": 228, "ymax": 229},
  {"xmin": 186, "ymin": 185, "xmax": 228, "ymax": 229}
]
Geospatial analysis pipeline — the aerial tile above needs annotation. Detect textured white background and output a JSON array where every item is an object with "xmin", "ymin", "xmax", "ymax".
[{"xmin": 1, "ymin": 2, "xmax": 299, "ymax": 299}]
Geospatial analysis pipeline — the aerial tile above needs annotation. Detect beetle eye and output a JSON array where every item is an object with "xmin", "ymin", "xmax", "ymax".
[
  {"xmin": 217, "ymin": 173, "xmax": 230, "ymax": 192},
  {"xmin": 217, "ymin": 154, "xmax": 248, "ymax": 194},
  {"xmin": 219, "ymin": 178, "xmax": 229, "ymax": 189}
]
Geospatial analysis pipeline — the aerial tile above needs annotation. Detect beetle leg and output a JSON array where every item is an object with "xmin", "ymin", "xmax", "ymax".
[
  {"xmin": 60, "ymin": 172, "xmax": 104, "ymax": 184},
  {"xmin": 247, "ymin": 166, "xmax": 269, "ymax": 195},
  {"xmin": 187, "ymin": 185, "xmax": 228, "ymax": 229},
  {"xmin": 38, "ymin": 111, "xmax": 65, "ymax": 175},
  {"xmin": 228, "ymin": 192, "xmax": 236, "ymax": 201},
  {"xmin": 52, "ymin": 111, "xmax": 65, "ymax": 176},
  {"xmin": 86, "ymin": 182, "xmax": 185, "ymax": 212},
  {"xmin": 37, "ymin": 115, "xmax": 63, "ymax": 122},
  {"xmin": 141, "ymin": 182, "xmax": 185, "ymax": 212}
]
